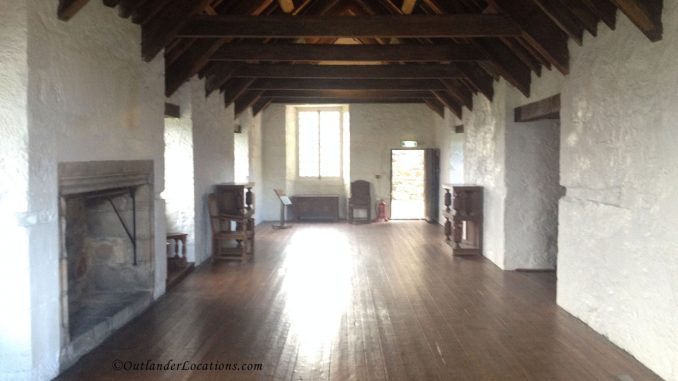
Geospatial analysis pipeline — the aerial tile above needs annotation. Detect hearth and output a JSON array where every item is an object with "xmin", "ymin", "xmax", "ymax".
[{"xmin": 58, "ymin": 161, "xmax": 155, "ymax": 369}]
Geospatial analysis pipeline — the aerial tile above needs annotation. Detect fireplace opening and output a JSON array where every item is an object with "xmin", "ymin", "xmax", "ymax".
[
  {"xmin": 58, "ymin": 160, "xmax": 155, "ymax": 370},
  {"xmin": 64, "ymin": 188, "xmax": 151, "ymax": 339}
]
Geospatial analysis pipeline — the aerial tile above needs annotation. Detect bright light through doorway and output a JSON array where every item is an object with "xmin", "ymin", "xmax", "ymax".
[{"xmin": 391, "ymin": 149, "xmax": 425, "ymax": 219}]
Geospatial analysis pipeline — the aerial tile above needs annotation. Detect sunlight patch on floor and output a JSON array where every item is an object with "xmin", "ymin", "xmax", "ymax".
[{"xmin": 281, "ymin": 227, "xmax": 353, "ymax": 360}]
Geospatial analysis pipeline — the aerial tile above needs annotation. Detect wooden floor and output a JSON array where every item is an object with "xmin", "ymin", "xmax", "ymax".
[{"xmin": 56, "ymin": 222, "xmax": 661, "ymax": 381}]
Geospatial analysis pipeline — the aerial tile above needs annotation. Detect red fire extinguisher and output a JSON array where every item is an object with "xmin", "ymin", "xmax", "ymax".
[{"xmin": 376, "ymin": 199, "xmax": 388, "ymax": 222}]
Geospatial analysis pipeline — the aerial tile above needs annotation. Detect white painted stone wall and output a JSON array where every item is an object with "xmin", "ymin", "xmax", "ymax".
[
  {"xmin": 459, "ymin": 70, "xmax": 564, "ymax": 270},
  {"xmin": 261, "ymin": 105, "xmax": 288, "ymax": 222},
  {"xmin": 259, "ymin": 104, "xmax": 436, "ymax": 221},
  {"xmin": 434, "ymin": 109, "xmax": 464, "ymax": 223},
  {"xmin": 350, "ymin": 104, "xmax": 436, "ymax": 215},
  {"xmin": 0, "ymin": 1, "xmax": 167, "ymax": 379},
  {"xmin": 234, "ymin": 118, "xmax": 249, "ymax": 183},
  {"xmin": 558, "ymin": 6, "xmax": 678, "ymax": 379},
  {"xmin": 0, "ymin": 2, "xmax": 32, "ymax": 379},
  {"xmin": 164, "ymin": 85, "xmax": 195, "ymax": 262},
  {"xmin": 462, "ymin": 83, "xmax": 510, "ymax": 268},
  {"xmin": 236, "ymin": 109, "xmax": 264, "ymax": 224},
  {"xmin": 261, "ymin": 104, "xmax": 349, "ymax": 222},
  {"xmin": 190, "ymin": 79, "xmax": 235, "ymax": 264},
  {"xmin": 504, "ymin": 119, "xmax": 562, "ymax": 270}
]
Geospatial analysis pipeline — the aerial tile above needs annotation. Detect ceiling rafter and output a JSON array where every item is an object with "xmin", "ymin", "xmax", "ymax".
[
  {"xmin": 141, "ymin": 0, "xmax": 212, "ymax": 62},
  {"xmin": 208, "ymin": 43, "xmax": 486, "ymax": 62},
  {"xmin": 234, "ymin": 90, "xmax": 264, "ymax": 117},
  {"xmin": 530, "ymin": 0, "xmax": 586, "ymax": 45},
  {"xmin": 164, "ymin": 0, "xmax": 276, "ymax": 97},
  {"xmin": 58, "ymin": 0, "xmax": 664, "ymax": 116},
  {"xmin": 177, "ymin": 14, "xmax": 523, "ymax": 38},
  {"xmin": 252, "ymin": 98, "xmax": 272, "ymax": 116},
  {"xmin": 490, "ymin": 0, "xmax": 570, "ymax": 75},
  {"xmin": 225, "ymin": 64, "xmax": 466, "ymax": 79},
  {"xmin": 261, "ymin": 89, "xmax": 434, "ymax": 98},
  {"xmin": 609, "ymin": 0, "xmax": 663, "ymax": 41},
  {"xmin": 248, "ymin": 78, "xmax": 449, "ymax": 91},
  {"xmin": 579, "ymin": 0, "xmax": 617, "ymax": 30},
  {"xmin": 57, "ymin": 0, "xmax": 91, "ymax": 21},
  {"xmin": 432, "ymin": 91, "xmax": 462, "ymax": 117},
  {"xmin": 424, "ymin": 97, "xmax": 446, "ymax": 118},
  {"xmin": 223, "ymin": 78, "xmax": 256, "ymax": 107}
]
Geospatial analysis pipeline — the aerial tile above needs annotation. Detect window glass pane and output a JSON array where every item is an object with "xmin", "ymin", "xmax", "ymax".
[
  {"xmin": 319, "ymin": 111, "xmax": 341, "ymax": 177},
  {"xmin": 298, "ymin": 111, "xmax": 319, "ymax": 177}
]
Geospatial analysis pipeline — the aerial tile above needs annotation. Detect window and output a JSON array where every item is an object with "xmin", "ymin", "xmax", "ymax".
[{"xmin": 298, "ymin": 108, "xmax": 342, "ymax": 178}]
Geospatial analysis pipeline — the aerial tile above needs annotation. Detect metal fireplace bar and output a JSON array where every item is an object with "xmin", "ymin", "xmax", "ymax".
[{"xmin": 83, "ymin": 187, "xmax": 138, "ymax": 266}]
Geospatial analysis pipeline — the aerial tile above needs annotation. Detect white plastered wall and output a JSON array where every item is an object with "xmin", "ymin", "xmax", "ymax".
[
  {"xmin": 261, "ymin": 105, "xmax": 288, "ymax": 222},
  {"xmin": 434, "ymin": 109, "xmax": 465, "ymax": 224},
  {"xmin": 1, "ymin": 1, "xmax": 167, "ymax": 379},
  {"xmin": 190, "ymin": 79, "xmax": 235, "ymax": 264},
  {"xmin": 164, "ymin": 85, "xmax": 196, "ymax": 262},
  {"xmin": 438, "ymin": 6, "xmax": 678, "ymax": 379},
  {"xmin": 557, "ymin": 5, "xmax": 678, "ymax": 379},
  {"xmin": 236, "ymin": 109, "xmax": 264, "ymax": 224},
  {"xmin": 461, "ymin": 82, "xmax": 510, "ymax": 268},
  {"xmin": 350, "ymin": 104, "xmax": 436, "ymax": 214},
  {"xmin": 0, "ymin": 2, "xmax": 32, "ymax": 380},
  {"xmin": 459, "ymin": 67, "xmax": 564, "ymax": 270},
  {"xmin": 259, "ymin": 103, "xmax": 436, "ymax": 221}
]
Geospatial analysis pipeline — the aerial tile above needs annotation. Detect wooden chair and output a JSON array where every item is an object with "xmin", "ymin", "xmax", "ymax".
[
  {"xmin": 208, "ymin": 193, "xmax": 254, "ymax": 262},
  {"xmin": 348, "ymin": 180, "xmax": 371, "ymax": 223}
]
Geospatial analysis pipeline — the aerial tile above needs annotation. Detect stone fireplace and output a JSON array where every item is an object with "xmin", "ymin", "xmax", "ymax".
[{"xmin": 58, "ymin": 161, "xmax": 156, "ymax": 369}]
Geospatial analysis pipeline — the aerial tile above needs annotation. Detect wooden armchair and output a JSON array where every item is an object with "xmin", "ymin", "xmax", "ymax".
[
  {"xmin": 348, "ymin": 180, "xmax": 371, "ymax": 223},
  {"xmin": 208, "ymin": 193, "xmax": 254, "ymax": 262}
]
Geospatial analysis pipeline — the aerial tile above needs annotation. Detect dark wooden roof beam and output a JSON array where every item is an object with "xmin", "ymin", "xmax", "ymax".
[
  {"xmin": 441, "ymin": 79, "xmax": 473, "ymax": 109},
  {"xmin": 268, "ymin": 97, "xmax": 431, "ymax": 104},
  {"xmin": 249, "ymin": 78, "xmax": 448, "ymax": 91},
  {"xmin": 223, "ymin": 78, "xmax": 256, "ymax": 107},
  {"xmin": 456, "ymin": 63, "xmax": 494, "ymax": 101},
  {"xmin": 178, "ymin": 14, "xmax": 523, "ymax": 38},
  {"xmin": 530, "ymin": 0, "xmax": 585, "ymax": 45},
  {"xmin": 609, "ymin": 0, "xmax": 663, "ymax": 41},
  {"xmin": 209, "ymin": 43, "xmax": 486, "ymax": 62},
  {"xmin": 559, "ymin": 0, "xmax": 599, "ymax": 36},
  {"xmin": 164, "ymin": 0, "xmax": 277, "ymax": 96},
  {"xmin": 262, "ymin": 89, "xmax": 434, "ymax": 98},
  {"xmin": 205, "ymin": 63, "xmax": 239, "ymax": 96},
  {"xmin": 142, "ymin": 0, "xmax": 211, "ymax": 61},
  {"xmin": 432, "ymin": 91, "xmax": 462, "ymax": 117},
  {"xmin": 424, "ymin": 97, "xmax": 446, "ymax": 118},
  {"xmin": 234, "ymin": 90, "xmax": 264, "ymax": 117},
  {"xmin": 57, "ymin": 0, "xmax": 91, "ymax": 21},
  {"xmin": 475, "ymin": 38, "xmax": 531, "ymax": 97},
  {"xmin": 491, "ymin": 0, "xmax": 570, "ymax": 74},
  {"xmin": 225, "ymin": 64, "xmax": 465, "ymax": 79},
  {"xmin": 514, "ymin": 94, "xmax": 561, "ymax": 121},
  {"xmin": 579, "ymin": 0, "xmax": 617, "ymax": 30},
  {"xmin": 252, "ymin": 98, "xmax": 272, "ymax": 116}
]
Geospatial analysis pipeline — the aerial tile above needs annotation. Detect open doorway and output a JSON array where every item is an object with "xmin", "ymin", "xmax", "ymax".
[
  {"xmin": 508, "ymin": 94, "xmax": 564, "ymax": 270},
  {"xmin": 390, "ymin": 149, "xmax": 425, "ymax": 219}
]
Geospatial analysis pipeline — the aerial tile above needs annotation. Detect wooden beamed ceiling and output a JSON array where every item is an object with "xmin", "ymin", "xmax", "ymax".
[{"xmin": 61, "ymin": 0, "xmax": 663, "ymax": 118}]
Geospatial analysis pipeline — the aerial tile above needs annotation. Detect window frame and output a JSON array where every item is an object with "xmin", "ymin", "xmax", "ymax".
[{"xmin": 295, "ymin": 106, "xmax": 344, "ymax": 180}]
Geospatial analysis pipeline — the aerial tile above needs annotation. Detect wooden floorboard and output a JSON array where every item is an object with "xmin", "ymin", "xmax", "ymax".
[{"xmin": 56, "ymin": 222, "xmax": 662, "ymax": 381}]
